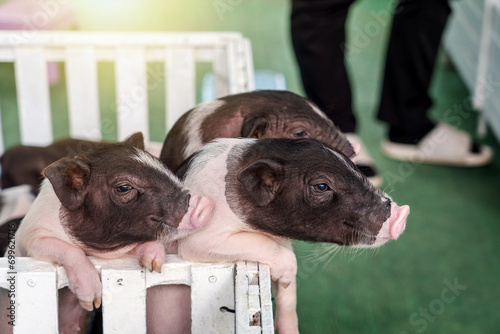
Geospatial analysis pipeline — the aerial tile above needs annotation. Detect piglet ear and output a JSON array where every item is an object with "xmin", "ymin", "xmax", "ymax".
[
  {"xmin": 241, "ymin": 116, "xmax": 268, "ymax": 138},
  {"xmin": 42, "ymin": 157, "xmax": 90, "ymax": 211},
  {"xmin": 123, "ymin": 132, "xmax": 145, "ymax": 150},
  {"xmin": 351, "ymin": 143, "xmax": 361, "ymax": 162},
  {"xmin": 237, "ymin": 159, "xmax": 284, "ymax": 206}
]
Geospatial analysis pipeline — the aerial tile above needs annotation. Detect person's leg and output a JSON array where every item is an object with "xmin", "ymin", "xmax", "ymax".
[
  {"xmin": 291, "ymin": 0, "xmax": 357, "ymax": 133},
  {"xmin": 377, "ymin": 0, "xmax": 451, "ymax": 144},
  {"xmin": 377, "ymin": 0, "xmax": 492, "ymax": 166}
]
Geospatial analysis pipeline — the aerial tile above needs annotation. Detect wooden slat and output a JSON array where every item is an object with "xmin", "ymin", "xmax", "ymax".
[
  {"xmin": 235, "ymin": 261, "xmax": 250, "ymax": 333},
  {"xmin": 14, "ymin": 47, "xmax": 53, "ymax": 146},
  {"xmin": 146, "ymin": 255, "xmax": 192, "ymax": 288},
  {"xmin": 165, "ymin": 48, "xmax": 196, "ymax": 131},
  {"xmin": 231, "ymin": 40, "xmax": 255, "ymax": 94},
  {"xmin": 236, "ymin": 261, "xmax": 268, "ymax": 333},
  {"xmin": 225, "ymin": 42, "xmax": 239, "ymax": 95},
  {"xmin": 191, "ymin": 264, "xmax": 235, "ymax": 334},
  {"xmin": 65, "ymin": 47, "xmax": 101, "ymax": 140},
  {"xmin": 14, "ymin": 259, "xmax": 58, "ymax": 333},
  {"xmin": 213, "ymin": 45, "xmax": 230, "ymax": 98},
  {"xmin": 246, "ymin": 262, "xmax": 261, "ymax": 332},
  {"xmin": 241, "ymin": 39, "xmax": 256, "ymax": 91},
  {"xmin": 102, "ymin": 268, "xmax": 147, "ymax": 334},
  {"xmin": 0, "ymin": 31, "xmax": 244, "ymax": 49},
  {"xmin": 115, "ymin": 47, "xmax": 149, "ymax": 142},
  {"xmin": 259, "ymin": 263, "xmax": 274, "ymax": 334},
  {"xmin": 1, "ymin": 257, "xmax": 272, "ymax": 333}
]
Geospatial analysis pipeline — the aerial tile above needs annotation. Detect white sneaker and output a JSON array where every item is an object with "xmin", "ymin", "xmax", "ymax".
[{"xmin": 381, "ymin": 123, "xmax": 493, "ymax": 167}]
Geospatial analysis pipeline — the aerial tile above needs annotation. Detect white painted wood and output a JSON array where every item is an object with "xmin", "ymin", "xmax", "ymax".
[
  {"xmin": 213, "ymin": 45, "xmax": 230, "ymax": 98},
  {"xmin": 0, "ymin": 31, "xmax": 255, "ymax": 153},
  {"xmin": 146, "ymin": 255, "xmax": 192, "ymax": 288},
  {"xmin": 242, "ymin": 39, "xmax": 256, "ymax": 92},
  {"xmin": 102, "ymin": 268, "xmax": 147, "ymax": 334},
  {"xmin": 165, "ymin": 48, "xmax": 196, "ymax": 131},
  {"xmin": 235, "ymin": 261, "xmax": 251, "ymax": 333},
  {"xmin": 0, "ymin": 30, "xmax": 268, "ymax": 332},
  {"xmin": 115, "ymin": 47, "xmax": 149, "ymax": 143},
  {"xmin": 65, "ymin": 47, "xmax": 101, "ymax": 141},
  {"xmin": 227, "ymin": 42, "xmax": 239, "ymax": 95},
  {"xmin": 0, "ymin": 31, "xmax": 244, "ymax": 50},
  {"xmin": 245, "ymin": 262, "xmax": 260, "ymax": 320},
  {"xmin": 259, "ymin": 264, "xmax": 274, "ymax": 334},
  {"xmin": 13, "ymin": 259, "xmax": 58, "ymax": 333},
  {"xmin": 235, "ymin": 261, "xmax": 273, "ymax": 333},
  {"xmin": 0, "ymin": 256, "xmax": 273, "ymax": 333},
  {"xmin": 14, "ymin": 47, "xmax": 53, "ymax": 146},
  {"xmin": 191, "ymin": 264, "xmax": 236, "ymax": 334}
]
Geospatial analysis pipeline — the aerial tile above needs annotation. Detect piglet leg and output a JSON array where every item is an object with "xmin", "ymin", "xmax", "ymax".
[
  {"xmin": 272, "ymin": 239, "xmax": 299, "ymax": 334},
  {"xmin": 178, "ymin": 231, "xmax": 299, "ymax": 334},
  {"xmin": 135, "ymin": 241, "xmax": 166, "ymax": 273},
  {"xmin": 28, "ymin": 237, "xmax": 102, "ymax": 311},
  {"xmin": 272, "ymin": 279, "xmax": 299, "ymax": 334}
]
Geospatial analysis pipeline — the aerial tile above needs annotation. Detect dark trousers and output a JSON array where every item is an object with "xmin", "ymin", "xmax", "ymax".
[{"xmin": 291, "ymin": 0, "xmax": 451, "ymax": 143}]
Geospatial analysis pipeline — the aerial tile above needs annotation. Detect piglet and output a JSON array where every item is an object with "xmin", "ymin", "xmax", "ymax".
[
  {"xmin": 0, "ymin": 138, "xmax": 105, "ymax": 195},
  {"xmin": 173, "ymin": 138, "xmax": 409, "ymax": 334},
  {"xmin": 160, "ymin": 90, "xmax": 356, "ymax": 171},
  {"xmin": 0, "ymin": 133, "xmax": 214, "ymax": 334}
]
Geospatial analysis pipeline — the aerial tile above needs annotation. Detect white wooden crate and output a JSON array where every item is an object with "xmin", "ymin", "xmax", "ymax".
[
  {"xmin": 0, "ymin": 256, "xmax": 273, "ymax": 333},
  {"xmin": 0, "ymin": 31, "xmax": 273, "ymax": 333},
  {"xmin": 0, "ymin": 31, "xmax": 255, "ymax": 153}
]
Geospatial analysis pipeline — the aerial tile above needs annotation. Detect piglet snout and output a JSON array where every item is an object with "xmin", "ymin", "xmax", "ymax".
[
  {"xmin": 177, "ymin": 194, "xmax": 214, "ymax": 231},
  {"xmin": 374, "ymin": 202, "xmax": 410, "ymax": 245},
  {"xmin": 387, "ymin": 202, "xmax": 410, "ymax": 240}
]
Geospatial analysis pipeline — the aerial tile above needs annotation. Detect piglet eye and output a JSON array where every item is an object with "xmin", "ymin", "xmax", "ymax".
[
  {"xmin": 116, "ymin": 185, "xmax": 133, "ymax": 192},
  {"xmin": 313, "ymin": 183, "xmax": 330, "ymax": 193}
]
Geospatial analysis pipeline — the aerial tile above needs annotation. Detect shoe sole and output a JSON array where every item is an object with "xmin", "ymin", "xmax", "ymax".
[{"xmin": 381, "ymin": 140, "xmax": 493, "ymax": 167}]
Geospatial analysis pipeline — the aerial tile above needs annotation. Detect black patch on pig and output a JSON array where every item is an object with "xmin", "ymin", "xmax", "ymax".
[
  {"xmin": 224, "ymin": 138, "xmax": 390, "ymax": 246},
  {"xmin": 0, "ymin": 217, "xmax": 22, "ymax": 255},
  {"xmin": 44, "ymin": 133, "xmax": 190, "ymax": 252},
  {"xmin": 160, "ymin": 90, "xmax": 354, "ymax": 171}
]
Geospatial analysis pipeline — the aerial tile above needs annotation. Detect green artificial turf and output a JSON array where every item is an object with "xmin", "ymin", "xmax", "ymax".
[{"xmin": 1, "ymin": 0, "xmax": 499, "ymax": 333}]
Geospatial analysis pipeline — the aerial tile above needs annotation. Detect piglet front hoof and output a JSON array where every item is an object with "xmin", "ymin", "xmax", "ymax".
[
  {"xmin": 269, "ymin": 248, "xmax": 297, "ymax": 289},
  {"xmin": 80, "ymin": 298, "xmax": 101, "ymax": 312},
  {"xmin": 136, "ymin": 241, "xmax": 166, "ymax": 273},
  {"xmin": 65, "ymin": 262, "xmax": 102, "ymax": 311}
]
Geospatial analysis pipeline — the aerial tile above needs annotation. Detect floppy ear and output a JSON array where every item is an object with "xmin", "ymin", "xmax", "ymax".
[
  {"xmin": 123, "ymin": 132, "xmax": 145, "ymax": 150},
  {"xmin": 237, "ymin": 159, "xmax": 284, "ymax": 206},
  {"xmin": 351, "ymin": 143, "xmax": 361, "ymax": 162},
  {"xmin": 241, "ymin": 116, "xmax": 268, "ymax": 138},
  {"xmin": 42, "ymin": 157, "xmax": 90, "ymax": 211}
]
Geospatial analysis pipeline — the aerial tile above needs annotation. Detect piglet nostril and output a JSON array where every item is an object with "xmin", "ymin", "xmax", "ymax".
[{"xmin": 385, "ymin": 199, "xmax": 392, "ymax": 217}]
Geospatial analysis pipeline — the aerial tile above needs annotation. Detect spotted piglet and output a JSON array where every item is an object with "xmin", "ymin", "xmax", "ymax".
[
  {"xmin": 160, "ymin": 90, "xmax": 357, "ymax": 172},
  {"xmin": 0, "ymin": 133, "xmax": 214, "ymax": 334},
  {"xmin": 172, "ymin": 138, "xmax": 409, "ymax": 334}
]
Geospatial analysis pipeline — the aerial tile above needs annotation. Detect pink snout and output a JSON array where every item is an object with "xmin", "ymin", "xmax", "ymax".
[
  {"xmin": 177, "ymin": 194, "xmax": 214, "ymax": 231},
  {"xmin": 387, "ymin": 202, "xmax": 410, "ymax": 240},
  {"xmin": 374, "ymin": 202, "xmax": 410, "ymax": 245}
]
